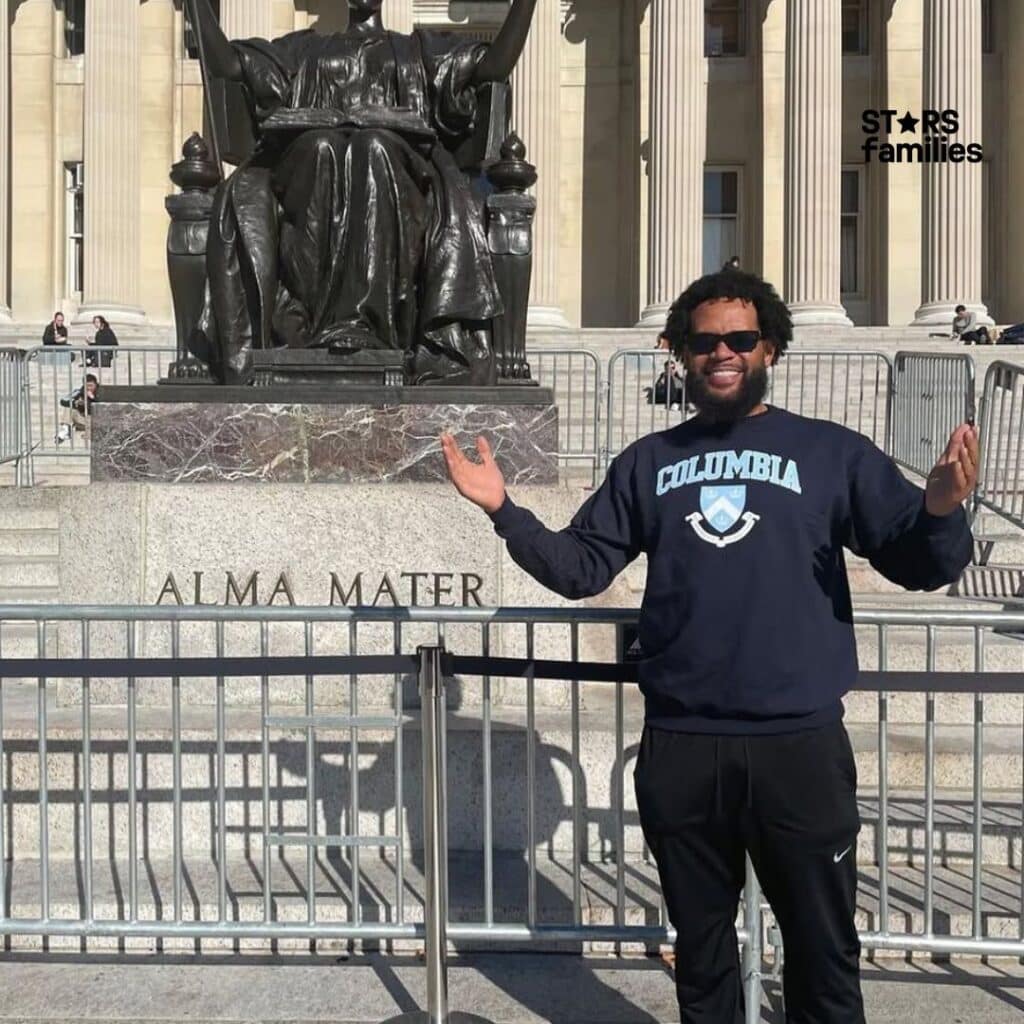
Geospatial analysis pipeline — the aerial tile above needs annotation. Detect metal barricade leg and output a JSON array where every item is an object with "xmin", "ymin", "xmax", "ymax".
[
  {"xmin": 742, "ymin": 856, "xmax": 764, "ymax": 1024},
  {"xmin": 382, "ymin": 646, "xmax": 494, "ymax": 1024}
]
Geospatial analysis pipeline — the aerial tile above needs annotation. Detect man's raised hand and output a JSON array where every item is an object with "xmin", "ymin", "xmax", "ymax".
[
  {"xmin": 440, "ymin": 433, "xmax": 507, "ymax": 514},
  {"xmin": 925, "ymin": 422, "xmax": 979, "ymax": 516}
]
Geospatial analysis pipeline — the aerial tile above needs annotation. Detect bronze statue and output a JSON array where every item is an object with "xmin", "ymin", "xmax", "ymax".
[{"xmin": 181, "ymin": 0, "xmax": 539, "ymax": 387}]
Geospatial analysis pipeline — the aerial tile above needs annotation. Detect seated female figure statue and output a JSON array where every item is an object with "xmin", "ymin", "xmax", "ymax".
[{"xmin": 190, "ymin": 0, "xmax": 537, "ymax": 384}]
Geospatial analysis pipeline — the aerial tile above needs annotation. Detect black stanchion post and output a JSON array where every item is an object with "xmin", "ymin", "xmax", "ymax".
[{"xmin": 382, "ymin": 646, "xmax": 494, "ymax": 1024}]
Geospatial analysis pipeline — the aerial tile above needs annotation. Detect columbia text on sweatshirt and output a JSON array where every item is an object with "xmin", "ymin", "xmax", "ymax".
[{"xmin": 489, "ymin": 407, "xmax": 973, "ymax": 734}]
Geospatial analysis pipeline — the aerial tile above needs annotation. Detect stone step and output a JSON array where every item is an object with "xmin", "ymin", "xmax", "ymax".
[
  {"xmin": 0, "ymin": 692, "xmax": 1019, "ymax": 862},
  {"xmin": 0, "ymin": 621, "xmax": 49, "ymax": 657},
  {"xmin": 0, "ymin": 554, "xmax": 60, "ymax": 589},
  {"xmin": 0, "ymin": 506, "xmax": 59, "ymax": 531},
  {"xmin": 0, "ymin": 528, "xmax": 59, "ymax": 555},
  {"xmin": 955, "ymin": 564, "xmax": 1024, "ymax": 604},
  {"xmin": 0, "ymin": 583, "xmax": 61, "ymax": 603},
  {"xmin": 854, "ymin": 792, "xmax": 1022, "ymax": 869},
  {"xmin": 24, "ymin": 468, "xmax": 91, "ymax": 488},
  {"xmin": 0, "ymin": 851, "xmax": 1017, "ymax": 955},
  {"xmin": 843, "ymin": 690, "xmax": 1023, "ymax": 727}
]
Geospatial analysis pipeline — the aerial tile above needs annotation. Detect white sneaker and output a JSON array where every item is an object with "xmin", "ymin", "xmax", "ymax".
[{"xmin": 54, "ymin": 425, "xmax": 71, "ymax": 445}]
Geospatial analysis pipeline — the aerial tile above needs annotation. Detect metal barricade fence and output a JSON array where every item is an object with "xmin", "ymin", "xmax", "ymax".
[
  {"xmin": 12, "ymin": 346, "xmax": 596, "ymax": 485},
  {"xmin": 604, "ymin": 349, "xmax": 687, "ymax": 466},
  {"xmin": 0, "ymin": 603, "xmax": 1022, "ymax": 1006},
  {"xmin": 976, "ymin": 360, "xmax": 1024, "ymax": 530},
  {"xmin": 604, "ymin": 350, "xmax": 893, "ymax": 466},
  {"xmin": 891, "ymin": 352, "xmax": 975, "ymax": 478},
  {"xmin": 0, "ymin": 348, "xmax": 28, "ymax": 483},
  {"xmin": 527, "ymin": 348, "xmax": 602, "ymax": 484},
  {"xmin": 766, "ymin": 350, "xmax": 892, "ymax": 450},
  {"xmin": 22, "ymin": 345, "xmax": 176, "ymax": 473}
]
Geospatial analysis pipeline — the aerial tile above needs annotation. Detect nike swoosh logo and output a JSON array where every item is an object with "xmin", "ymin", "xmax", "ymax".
[{"xmin": 833, "ymin": 846, "xmax": 852, "ymax": 864}]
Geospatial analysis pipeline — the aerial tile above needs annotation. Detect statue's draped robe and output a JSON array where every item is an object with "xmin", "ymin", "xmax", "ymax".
[{"xmin": 193, "ymin": 29, "xmax": 502, "ymax": 383}]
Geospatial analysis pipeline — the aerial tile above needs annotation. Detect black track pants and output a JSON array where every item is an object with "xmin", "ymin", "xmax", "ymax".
[{"xmin": 634, "ymin": 720, "xmax": 865, "ymax": 1024}]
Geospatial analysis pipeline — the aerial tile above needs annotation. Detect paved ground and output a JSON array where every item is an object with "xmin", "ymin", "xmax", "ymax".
[{"xmin": 0, "ymin": 953, "xmax": 1022, "ymax": 1022}]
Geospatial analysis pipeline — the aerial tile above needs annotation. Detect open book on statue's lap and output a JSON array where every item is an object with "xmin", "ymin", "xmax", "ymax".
[{"xmin": 259, "ymin": 107, "xmax": 437, "ymax": 144}]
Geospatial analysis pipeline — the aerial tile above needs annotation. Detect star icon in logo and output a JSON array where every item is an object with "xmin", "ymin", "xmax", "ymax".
[{"xmin": 897, "ymin": 111, "xmax": 920, "ymax": 133}]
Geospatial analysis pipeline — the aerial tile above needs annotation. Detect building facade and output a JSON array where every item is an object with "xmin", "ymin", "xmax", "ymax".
[{"xmin": 0, "ymin": 0, "xmax": 1021, "ymax": 331}]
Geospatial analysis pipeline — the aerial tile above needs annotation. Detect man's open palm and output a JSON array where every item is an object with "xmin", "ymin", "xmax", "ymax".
[
  {"xmin": 441, "ymin": 433, "xmax": 507, "ymax": 514},
  {"xmin": 925, "ymin": 423, "xmax": 979, "ymax": 516}
]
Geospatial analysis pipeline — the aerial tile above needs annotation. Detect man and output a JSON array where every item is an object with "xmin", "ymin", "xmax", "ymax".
[
  {"xmin": 442, "ymin": 270, "xmax": 976, "ymax": 1023},
  {"xmin": 42, "ymin": 312, "xmax": 68, "ymax": 347},
  {"xmin": 951, "ymin": 304, "xmax": 989, "ymax": 345},
  {"xmin": 55, "ymin": 373, "xmax": 98, "ymax": 445}
]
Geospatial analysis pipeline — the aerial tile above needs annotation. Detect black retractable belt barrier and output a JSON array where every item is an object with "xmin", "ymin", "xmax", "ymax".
[
  {"xmin": 856, "ymin": 670, "xmax": 1024, "ymax": 694},
  {"xmin": 446, "ymin": 653, "xmax": 640, "ymax": 684},
  {"xmin": 0, "ymin": 654, "xmax": 421, "ymax": 678}
]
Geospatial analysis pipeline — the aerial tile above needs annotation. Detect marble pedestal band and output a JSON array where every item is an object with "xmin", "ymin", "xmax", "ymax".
[{"xmin": 91, "ymin": 388, "xmax": 558, "ymax": 485}]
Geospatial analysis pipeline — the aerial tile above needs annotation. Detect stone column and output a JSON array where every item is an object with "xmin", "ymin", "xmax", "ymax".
[
  {"xmin": 913, "ymin": 0, "xmax": 988, "ymax": 324},
  {"xmin": 511, "ymin": 0, "xmax": 569, "ymax": 328},
  {"xmin": 0, "ymin": 1, "xmax": 10, "ymax": 320},
  {"xmin": 221, "ymin": 0, "xmax": 272, "ymax": 40},
  {"xmin": 638, "ymin": 0, "xmax": 705, "ymax": 326},
  {"xmin": 78, "ymin": 0, "xmax": 146, "ymax": 325},
  {"xmin": 784, "ymin": 0, "xmax": 850, "ymax": 325},
  {"xmin": 387, "ymin": 0, "xmax": 414, "ymax": 35}
]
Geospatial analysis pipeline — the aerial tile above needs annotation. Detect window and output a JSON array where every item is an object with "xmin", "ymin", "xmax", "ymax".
[
  {"xmin": 840, "ymin": 168, "xmax": 861, "ymax": 295},
  {"xmin": 65, "ymin": 163, "xmax": 84, "ymax": 298},
  {"xmin": 841, "ymin": 0, "xmax": 868, "ymax": 56},
  {"xmin": 184, "ymin": 0, "xmax": 221, "ymax": 60},
  {"xmin": 982, "ymin": 0, "xmax": 993, "ymax": 54},
  {"xmin": 703, "ymin": 169, "xmax": 740, "ymax": 274},
  {"xmin": 63, "ymin": 0, "xmax": 85, "ymax": 58},
  {"xmin": 705, "ymin": 0, "xmax": 744, "ymax": 58}
]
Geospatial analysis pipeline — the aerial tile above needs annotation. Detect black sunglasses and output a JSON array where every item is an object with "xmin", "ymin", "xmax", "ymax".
[{"xmin": 684, "ymin": 330, "xmax": 762, "ymax": 356}]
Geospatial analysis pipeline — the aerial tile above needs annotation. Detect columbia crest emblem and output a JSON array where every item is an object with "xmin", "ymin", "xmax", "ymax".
[
  {"xmin": 700, "ymin": 486, "xmax": 746, "ymax": 532},
  {"xmin": 688, "ymin": 485, "xmax": 760, "ymax": 547}
]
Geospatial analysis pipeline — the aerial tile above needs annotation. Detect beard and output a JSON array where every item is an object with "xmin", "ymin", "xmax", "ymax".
[{"xmin": 685, "ymin": 363, "xmax": 769, "ymax": 424}]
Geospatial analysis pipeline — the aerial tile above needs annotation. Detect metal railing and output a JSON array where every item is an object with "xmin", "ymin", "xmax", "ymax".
[
  {"xmin": 528, "ymin": 347, "xmax": 602, "ymax": 483},
  {"xmin": 0, "ymin": 604, "xmax": 1022, "ymax": 996},
  {"xmin": 604, "ymin": 350, "xmax": 893, "ymax": 465},
  {"xmin": 604, "ymin": 349, "xmax": 687, "ymax": 466},
  {"xmin": 891, "ymin": 352, "xmax": 975, "ymax": 477},
  {"xmin": 20, "ymin": 345, "xmax": 175, "ymax": 474},
  {"xmin": 3, "ymin": 346, "xmax": 601, "ymax": 485},
  {"xmin": 0, "ymin": 348, "xmax": 27, "ymax": 483},
  {"xmin": 0, "ymin": 344, "xmax": 999, "ymax": 493},
  {"xmin": 976, "ymin": 360, "xmax": 1024, "ymax": 530},
  {"xmin": 769, "ymin": 350, "xmax": 892, "ymax": 450}
]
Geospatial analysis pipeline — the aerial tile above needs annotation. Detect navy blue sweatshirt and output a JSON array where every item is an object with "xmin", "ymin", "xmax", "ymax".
[{"xmin": 490, "ymin": 407, "xmax": 973, "ymax": 734}]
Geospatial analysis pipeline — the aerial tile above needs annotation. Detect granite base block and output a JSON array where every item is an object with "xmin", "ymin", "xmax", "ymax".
[
  {"xmin": 91, "ymin": 402, "xmax": 558, "ymax": 484},
  {"xmin": 0, "ymin": 481, "xmax": 637, "ymax": 712}
]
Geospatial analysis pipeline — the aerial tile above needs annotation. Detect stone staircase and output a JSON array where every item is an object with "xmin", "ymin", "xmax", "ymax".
[{"xmin": 0, "ymin": 504, "xmax": 60, "ymax": 607}]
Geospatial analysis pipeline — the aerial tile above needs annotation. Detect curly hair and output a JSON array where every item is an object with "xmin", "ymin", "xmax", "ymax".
[{"xmin": 662, "ymin": 270, "xmax": 793, "ymax": 362}]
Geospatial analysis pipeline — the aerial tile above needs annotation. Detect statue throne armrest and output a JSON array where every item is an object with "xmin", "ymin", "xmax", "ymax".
[
  {"xmin": 165, "ymin": 74, "xmax": 258, "ymax": 381},
  {"xmin": 458, "ymin": 81, "xmax": 536, "ymax": 383}
]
